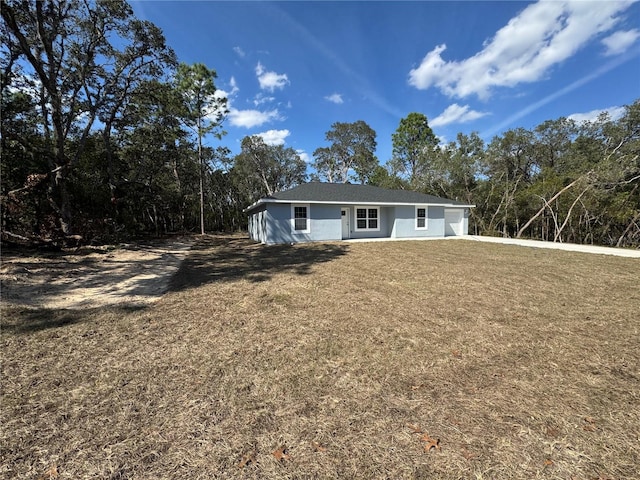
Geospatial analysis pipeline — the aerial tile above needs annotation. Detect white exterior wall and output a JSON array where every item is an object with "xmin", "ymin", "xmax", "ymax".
[
  {"xmin": 247, "ymin": 205, "xmax": 268, "ymax": 243},
  {"xmin": 390, "ymin": 205, "xmax": 446, "ymax": 238},
  {"xmin": 263, "ymin": 203, "xmax": 342, "ymax": 244},
  {"xmin": 247, "ymin": 202, "xmax": 472, "ymax": 244}
]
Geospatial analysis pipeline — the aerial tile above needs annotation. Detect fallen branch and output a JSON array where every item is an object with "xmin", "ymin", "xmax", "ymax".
[
  {"xmin": 517, "ymin": 173, "xmax": 591, "ymax": 238},
  {"xmin": 554, "ymin": 186, "xmax": 590, "ymax": 243},
  {"xmin": 1, "ymin": 231, "xmax": 32, "ymax": 243},
  {"xmin": 7, "ymin": 167, "xmax": 64, "ymax": 197},
  {"xmin": 616, "ymin": 212, "xmax": 640, "ymax": 247}
]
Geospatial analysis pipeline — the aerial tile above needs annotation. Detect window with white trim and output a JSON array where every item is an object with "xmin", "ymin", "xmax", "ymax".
[
  {"xmin": 415, "ymin": 206, "xmax": 428, "ymax": 230},
  {"xmin": 355, "ymin": 207, "xmax": 380, "ymax": 231},
  {"xmin": 291, "ymin": 204, "xmax": 310, "ymax": 233}
]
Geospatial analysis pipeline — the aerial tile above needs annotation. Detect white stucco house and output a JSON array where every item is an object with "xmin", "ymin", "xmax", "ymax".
[{"xmin": 244, "ymin": 182, "xmax": 474, "ymax": 245}]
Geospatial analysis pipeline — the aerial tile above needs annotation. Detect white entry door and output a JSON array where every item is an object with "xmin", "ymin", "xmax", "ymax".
[
  {"xmin": 444, "ymin": 209, "xmax": 463, "ymax": 236},
  {"xmin": 341, "ymin": 208, "xmax": 350, "ymax": 239}
]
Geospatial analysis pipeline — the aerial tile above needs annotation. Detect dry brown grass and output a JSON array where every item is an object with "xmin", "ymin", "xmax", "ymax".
[{"xmin": 2, "ymin": 235, "xmax": 639, "ymax": 479}]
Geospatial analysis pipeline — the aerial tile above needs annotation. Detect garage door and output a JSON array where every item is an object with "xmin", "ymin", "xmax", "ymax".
[{"xmin": 444, "ymin": 209, "xmax": 463, "ymax": 236}]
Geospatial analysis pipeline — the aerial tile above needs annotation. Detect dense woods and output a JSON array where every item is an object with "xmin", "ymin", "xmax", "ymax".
[{"xmin": 2, "ymin": 0, "xmax": 639, "ymax": 248}]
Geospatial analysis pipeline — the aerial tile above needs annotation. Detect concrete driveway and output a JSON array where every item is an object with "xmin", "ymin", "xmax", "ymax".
[{"xmin": 466, "ymin": 235, "xmax": 640, "ymax": 258}]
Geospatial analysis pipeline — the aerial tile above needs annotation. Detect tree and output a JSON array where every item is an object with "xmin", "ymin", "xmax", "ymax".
[
  {"xmin": 532, "ymin": 117, "xmax": 577, "ymax": 172},
  {"xmin": 0, "ymin": 85, "xmax": 47, "ymax": 242},
  {"xmin": 368, "ymin": 166, "xmax": 408, "ymax": 190},
  {"xmin": 174, "ymin": 62, "xmax": 227, "ymax": 235},
  {"xmin": 434, "ymin": 132, "xmax": 486, "ymax": 233},
  {"xmin": 312, "ymin": 120, "xmax": 378, "ymax": 183},
  {"xmin": 512, "ymin": 103, "xmax": 639, "ymax": 244},
  {"xmin": 114, "ymin": 79, "xmax": 195, "ymax": 236},
  {"xmin": 436, "ymin": 132, "xmax": 485, "ymax": 198},
  {"xmin": 233, "ymin": 136, "xmax": 307, "ymax": 198},
  {"xmin": 389, "ymin": 112, "xmax": 439, "ymax": 188},
  {"xmin": 98, "ymin": 19, "xmax": 176, "ymax": 215},
  {"xmin": 484, "ymin": 128, "xmax": 537, "ymax": 236},
  {"xmin": 1, "ymin": 0, "xmax": 174, "ymax": 241}
]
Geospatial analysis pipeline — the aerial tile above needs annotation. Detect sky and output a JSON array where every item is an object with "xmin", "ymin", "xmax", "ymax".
[{"xmin": 131, "ymin": 0, "xmax": 640, "ymax": 167}]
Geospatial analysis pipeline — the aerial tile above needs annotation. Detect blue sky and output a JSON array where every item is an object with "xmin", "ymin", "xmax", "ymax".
[{"xmin": 131, "ymin": 0, "xmax": 640, "ymax": 166}]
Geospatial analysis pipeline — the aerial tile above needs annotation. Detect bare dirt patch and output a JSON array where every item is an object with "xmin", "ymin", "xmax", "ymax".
[{"xmin": 1, "ymin": 237, "xmax": 193, "ymax": 309}]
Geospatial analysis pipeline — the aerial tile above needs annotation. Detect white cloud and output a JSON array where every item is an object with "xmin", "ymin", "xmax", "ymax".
[
  {"xmin": 216, "ymin": 76, "xmax": 239, "ymax": 99},
  {"xmin": 229, "ymin": 76, "xmax": 239, "ymax": 93},
  {"xmin": 480, "ymin": 53, "xmax": 632, "ymax": 138},
  {"xmin": 212, "ymin": 75, "xmax": 282, "ymax": 129},
  {"xmin": 408, "ymin": 0, "xmax": 635, "ymax": 99},
  {"xmin": 430, "ymin": 103, "xmax": 488, "ymax": 127},
  {"xmin": 228, "ymin": 108, "xmax": 281, "ymax": 128},
  {"xmin": 257, "ymin": 129, "xmax": 290, "ymax": 145},
  {"xmin": 325, "ymin": 93, "xmax": 344, "ymax": 104},
  {"xmin": 256, "ymin": 62, "xmax": 290, "ymax": 92},
  {"xmin": 233, "ymin": 46, "xmax": 246, "ymax": 57},
  {"xmin": 568, "ymin": 105, "xmax": 626, "ymax": 123},
  {"xmin": 601, "ymin": 29, "xmax": 640, "ymax": 56},
  {"xmin": 296, "ymin": 149, "xmax": 311, "ymax": 163},
  {"xmin": 253, "ymin": 93, "xmax": 276, "ymax": 106}
]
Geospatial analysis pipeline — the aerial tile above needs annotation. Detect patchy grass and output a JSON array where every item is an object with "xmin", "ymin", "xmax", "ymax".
[{"xmin": 2, "ymin": 236, "xmax": 639, "ymax": 479}]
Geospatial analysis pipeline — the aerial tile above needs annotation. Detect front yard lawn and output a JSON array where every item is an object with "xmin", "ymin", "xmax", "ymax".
[{"xmin": 2, "ymin": 236, "xmax": 639, "ymax": 479}]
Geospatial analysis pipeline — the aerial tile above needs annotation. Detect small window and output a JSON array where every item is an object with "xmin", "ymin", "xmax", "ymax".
[
  {"xmin": 291, "ymin": 204, "xmax": 310, "ymax": 234},
  {"xmin": 416, "ymin": 206, "xmax": 427, "ymax": 230},
  {"xmin": 355, "ymin": 206, "xmax": 380, "ymax": 231},
  {"xmin": 294, "ymin": 207, "xmax": 307, "ymax": 230}
]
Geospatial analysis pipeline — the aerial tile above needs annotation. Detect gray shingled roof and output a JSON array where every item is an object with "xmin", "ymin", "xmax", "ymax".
[{"xmin": 261, "ymin": 182, "xmax": 470, "ymax": 206}]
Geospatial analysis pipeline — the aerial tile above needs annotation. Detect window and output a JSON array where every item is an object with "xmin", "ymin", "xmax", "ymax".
[
  {"xmin": 355, "ymin": 207, "xmax": 380, "ymax": 231},
  {"xmin": 294, "ymin": 207, "xmax": 307, "ymax": 230},
  {"xmin": 291, "ymin": 204, "xmax": 310, "ymax": 233},
  {"xmin": 416, "ymin": 206, "xmax": 428, "ymax": 230}
]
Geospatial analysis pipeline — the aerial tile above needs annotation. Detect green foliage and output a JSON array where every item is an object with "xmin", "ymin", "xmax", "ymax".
[
  {"xmin": 312, "ymin": 120, "xmax": 378, "ymax": 184},
  {"xmin": 233, "ymin": 136, "xmax": 307, "ymax": 198},
  {"xmin": 0, "ymin": 88, "xmax": 49, "ymax": 238},
  {"xmin": 368, "ymin": 166, "xmax": 408, "ymax": 190},
  {"xmin": 175, "ymin": 62, "xmax": 226, "ymax": 137},
  {"xmin": 389, "ymin": 112, "xmax": 438, "ymax": 188},
  {"xmin": 429, "ymin": 100, "xmax": 640, "ymax": 246},
  {"xmin": 1, "ymin": 0, "xmax": 175, "ymax": 241}
]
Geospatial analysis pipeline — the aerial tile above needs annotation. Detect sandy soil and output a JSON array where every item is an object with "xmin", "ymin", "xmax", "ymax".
[{"xmin": 0, "ymin": 237, "xmax": 193, "ymax": 309}]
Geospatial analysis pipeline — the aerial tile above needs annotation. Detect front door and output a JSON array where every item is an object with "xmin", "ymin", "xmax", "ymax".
[{"xmin": 341, "ymin": 208, "xmax": 350, "ymax": 239}]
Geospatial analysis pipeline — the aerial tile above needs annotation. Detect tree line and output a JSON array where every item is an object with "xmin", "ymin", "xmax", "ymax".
[
  {"xmin": 379, "ymin": 109, "xmax": 640, "ymax": 247},
  {"xmin": 2, "ymin": 0, "xmax": 638, "ymax": 248}
]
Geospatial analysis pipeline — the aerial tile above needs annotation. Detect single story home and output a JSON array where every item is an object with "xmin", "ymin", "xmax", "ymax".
[{"xmin": 244, "ymin": 182, "xmax": 475, "ymax": 245}]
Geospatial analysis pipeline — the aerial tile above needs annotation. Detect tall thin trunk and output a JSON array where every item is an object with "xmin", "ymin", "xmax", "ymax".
[
  {"xmin": 52, "ymin": 96, "xmax": 72, "ymax": 235},
  {"xmin": 198, "ymin": 115, "xmax": 205, "ymax": 235}
]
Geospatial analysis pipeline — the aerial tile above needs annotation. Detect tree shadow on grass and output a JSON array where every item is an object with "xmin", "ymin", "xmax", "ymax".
[
  {"xmin": 168, "ymin": 235, "xmax": 349, "ymax": 292},
  {"xmin": 2, "ymin": 305, "xmax": 146, "ymax": 333}
]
